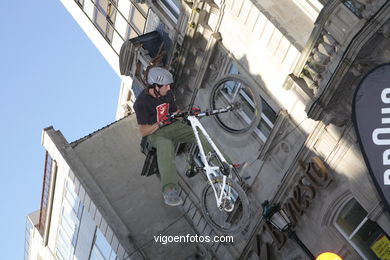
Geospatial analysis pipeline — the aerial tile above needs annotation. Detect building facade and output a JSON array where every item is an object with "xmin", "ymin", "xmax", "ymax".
[
  {"xmin": 59, "ymin": 0, "xmax": 185, "ymax": 119},
  {"xmin": 29, "ymin": 0, "xmax": 390, "ymax": 259},
  {"xmin": 24, "ymin": 129, "xmax": 133, "ymax": 260},
  {"xmin": 26, "ymin": 115, "xmax": 239, "ymax": 259},
  {"xmin": 129, "ymin": 0, "xmax": 390, "ymax": 259}
]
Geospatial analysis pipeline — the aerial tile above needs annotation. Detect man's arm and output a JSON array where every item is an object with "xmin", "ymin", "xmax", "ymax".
[
  {"xmin": 137, "ymin": 106, "xmax": 181, "ymax": 136},
  {"xmin": 138, "ymin": 123, "xmax": 160, "ymax": 137}
]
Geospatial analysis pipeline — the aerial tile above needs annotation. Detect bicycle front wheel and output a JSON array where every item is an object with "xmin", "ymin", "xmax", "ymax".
[
  {"xmin": 210, "ymin": 75, "xmax": 261, "ymax": 134},
  {"xmin": 200, "ymin": 178, "xmax": 250, "ymax": 234}
]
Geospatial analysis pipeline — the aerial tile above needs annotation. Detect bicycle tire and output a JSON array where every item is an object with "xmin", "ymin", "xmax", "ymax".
[
  {"xmin": 200, "ymin": 177, "xmax": 250, "ymax": 235},
  {"xmin": 209, "ymin": 75, "xmax": 262, "ymax": 135}
]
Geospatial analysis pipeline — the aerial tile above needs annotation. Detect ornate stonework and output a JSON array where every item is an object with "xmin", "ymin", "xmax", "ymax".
[{"xmin": 321, "ymin": 20, "xmax": 390, "ymax": 126}]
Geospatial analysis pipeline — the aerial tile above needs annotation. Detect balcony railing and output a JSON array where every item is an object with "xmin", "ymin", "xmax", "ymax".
[{"xmin": 284, "ymin": 0, "xmax": 387, "ymax": 103}]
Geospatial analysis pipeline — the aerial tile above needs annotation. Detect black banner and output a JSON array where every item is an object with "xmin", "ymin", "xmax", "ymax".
[{"xmin": 353, "ymin": 63, "xmax": 390, "ymax": 214}]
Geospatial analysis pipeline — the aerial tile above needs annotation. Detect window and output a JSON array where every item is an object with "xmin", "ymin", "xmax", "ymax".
[
  {"xmin": 75, "ymin": 0, "xmax": 84, "ymax": 7},
  {"xmin": 128, "ymin": 5, "xmax": 146, "ymax": 35},
  {"xmin": 24, "ymin": 218, "xmax": 33, "ymax": 260},
  {"xmin": 335, "ymin": 198, "xmax": 389, "ymax": 259},
  {"xmin": 89, "ymin": 228, "xmax": 117, "ymax": 260},
  {"xmin": 158, "ymin": 0, "xmax": 181, "ymax": 22},
  {"xmin": 226, "ymin": 64, "xmax": 277, "ymax": 143},
  {"xmin": 116, "ymin": 0, "xmax": 145, "ymax": 38},
  {"xmin": 82, "ymin": 0, "xmax": 147, "ymax": 54},
  {"xmin": 38, "ymin": 152, "xmax": 54, "ymax": 236},
  {"xmin": 55, "ymin": 180, "xmax": 84, "ymax": 260},
  {"xmin": 84, "ymin": 0, "xmax": 96, "ymax": 20},
  {"xmin": 95, "ymin": 0, "xmax": 117, "ymax": 24},
  {"xmin": 255, "ymin": 99, "xmax": 277, "ymax": 142},
  {"xmin": 342, "ymin": 0, "xmax": 363, "ymax": 18},
  {"xmin": 113, "ymin": 9, "xmax": 128, "ymax": 39},
  {"xmin": 93, "ymin": 2, "xmax": 116, "ymax": 42},
  {"xmin": 83, "ymin": 0, "xmax": 119, "ymax": 43}
]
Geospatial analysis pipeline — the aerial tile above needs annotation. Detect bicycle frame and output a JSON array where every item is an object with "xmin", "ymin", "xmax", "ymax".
[{"xmin": 187, "ymin": 115, "xmax": 231, "ymax": 208}]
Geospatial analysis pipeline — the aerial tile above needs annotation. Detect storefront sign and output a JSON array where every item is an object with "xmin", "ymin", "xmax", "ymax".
[
  {"xmin": 370, "ymin": 234, "xmax": 390, "ymax": 259},
  {"xmin": 282, "ymin": 156, "xmax": 332, "ymax": 227},
  {"xmin": 353, "ymin": 63, "xmax": 390, "ymax": 214},
  {"xmin": 257, "ymin": 157, "xmax": 332, "ymax": 250}
]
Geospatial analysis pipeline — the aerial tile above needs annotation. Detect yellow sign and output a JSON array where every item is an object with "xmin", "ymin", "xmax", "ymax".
[{"xmin": 371, "ymin": 235, "xmax": 390, "ymax": 260}]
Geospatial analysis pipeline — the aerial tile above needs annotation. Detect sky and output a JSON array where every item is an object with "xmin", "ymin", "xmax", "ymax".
[{"xmin": 1, "ymin": 1, "xmax": 120, "ymax": 259}]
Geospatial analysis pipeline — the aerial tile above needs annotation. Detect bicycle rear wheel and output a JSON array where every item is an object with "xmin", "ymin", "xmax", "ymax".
[
  {"xmin": 210, "ymin": 75, "xmax": 261, "ymax": 134},
  {"xmin": 200, "ymin": 177, "xmax": 250, "ymax": 234}
]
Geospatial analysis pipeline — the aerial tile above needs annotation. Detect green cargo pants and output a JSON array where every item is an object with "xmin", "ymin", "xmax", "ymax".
[{"xmin": 148, "ymin": 121, "xmax": 213, "ymax": 192}]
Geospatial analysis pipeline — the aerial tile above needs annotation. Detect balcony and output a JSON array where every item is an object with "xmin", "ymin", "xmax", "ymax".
[{"xmin": 284, "ymin": 0, "xmax": 389, "ymax": 125}]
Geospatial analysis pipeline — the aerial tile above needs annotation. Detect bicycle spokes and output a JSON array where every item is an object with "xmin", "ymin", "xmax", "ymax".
[
  {"xmin": 201, "ymin": 178, "xmax": 250, "ymax": 234},
  {"xmin": 210, "ymin": 76, "xmax": 262, "ymax": 134}
]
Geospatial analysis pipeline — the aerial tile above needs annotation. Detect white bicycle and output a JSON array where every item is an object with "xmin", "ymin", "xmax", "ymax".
[{"xmin": 169, "ymin": 104, "xmax": 251, "ymax": 234}]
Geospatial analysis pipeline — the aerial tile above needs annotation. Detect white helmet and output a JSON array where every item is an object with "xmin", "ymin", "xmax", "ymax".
[{"xmin": 147, "ymin": 67, "xmax": 174, "ymax": 86}]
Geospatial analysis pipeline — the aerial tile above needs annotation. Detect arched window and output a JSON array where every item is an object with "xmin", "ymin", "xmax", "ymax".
[{"xmin": 335, "ymin": 198, "xmax": 389, "ymax": 259}]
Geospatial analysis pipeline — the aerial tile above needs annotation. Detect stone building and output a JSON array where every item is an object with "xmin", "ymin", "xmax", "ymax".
[
  {"xmin": 25, "ymin": 117, "xmax": 204, "ymax": 260},
  {"xmin": 26, "ymin": 0, "xmax": 390, "ymax": 259},
  {"xmin": 118, "ymin": 0, "xmax": 390, "ymax": 259}
]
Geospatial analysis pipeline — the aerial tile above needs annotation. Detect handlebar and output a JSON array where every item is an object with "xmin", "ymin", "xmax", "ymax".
[{"xmin": 169, "ymin": 102, "xmax": 241, "ymax": 120}]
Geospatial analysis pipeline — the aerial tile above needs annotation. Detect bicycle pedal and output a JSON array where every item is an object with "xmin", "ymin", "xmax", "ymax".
[{"xmin": 185, "ymin": 168, "xmax": 197, "ymax": 178}]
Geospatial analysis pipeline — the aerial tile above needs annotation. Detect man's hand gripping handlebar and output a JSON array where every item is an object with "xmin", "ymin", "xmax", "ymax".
[{"xmin": 168, "ymin": 102, "xmax": 241, "ymax": 120}]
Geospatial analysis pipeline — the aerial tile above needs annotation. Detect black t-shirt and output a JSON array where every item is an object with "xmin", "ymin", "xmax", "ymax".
[{"xmin": 134, "ymin": 90, "xmax": 178, "ymax": 125}]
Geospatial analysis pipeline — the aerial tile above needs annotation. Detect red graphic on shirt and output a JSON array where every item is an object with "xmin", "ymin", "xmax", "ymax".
[{"xmin": 156, "ymin": 103, "xmax": 170, "ymax": 122}]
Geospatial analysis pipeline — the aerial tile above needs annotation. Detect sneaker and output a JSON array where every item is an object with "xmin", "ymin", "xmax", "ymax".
[{"xmin": 163, "ymin": 189, "xmax": 183, "ymax": 206}]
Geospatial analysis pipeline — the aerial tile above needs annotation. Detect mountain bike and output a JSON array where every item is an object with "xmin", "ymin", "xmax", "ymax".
[{"xmin": 169, "ymin": 104, "xmax": 251, "ymax": 234}]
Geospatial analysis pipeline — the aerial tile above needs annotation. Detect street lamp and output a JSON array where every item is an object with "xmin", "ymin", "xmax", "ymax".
[
  {"xmin": 316, "ymin": 252, "xmax": 342, "ymax": 260},
  {"xmin": 262, "ymin": 200, "xmax": 315, "ymax": 260}
]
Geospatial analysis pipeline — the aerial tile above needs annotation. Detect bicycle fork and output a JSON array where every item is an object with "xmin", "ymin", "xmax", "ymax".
[
  {"xmin": 188, "ymin": 116, "xmax": 235, "ymax": 210},
  {"xmin": 204, "ymin": 171, "xmax": 234, "ymax": 211}
]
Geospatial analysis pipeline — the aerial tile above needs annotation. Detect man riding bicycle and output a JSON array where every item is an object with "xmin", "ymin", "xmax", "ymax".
[{"xmin": 134, "ymin": 67, "xmax": 201, "ymax": 207}]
